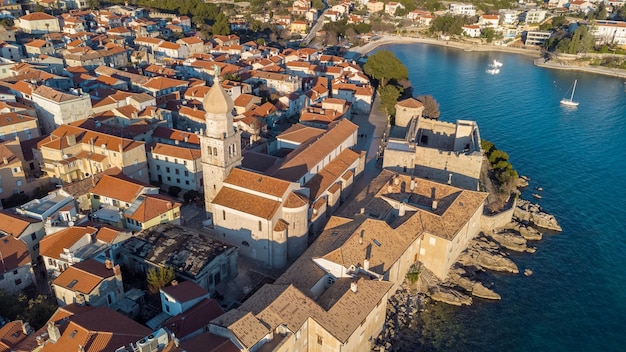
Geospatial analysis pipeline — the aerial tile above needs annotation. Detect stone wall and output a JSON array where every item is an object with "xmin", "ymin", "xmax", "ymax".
[{"xmin": 480, "ymin": 197, "xmax": 517, "ymax": 231}]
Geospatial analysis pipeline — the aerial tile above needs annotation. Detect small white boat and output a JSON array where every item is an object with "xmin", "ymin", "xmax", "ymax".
[
  {"xmin": 560, "ymin": 79, "xmax": 579, "ymax": 107},
  {"xmin": 486, "ymin": 68, "xmax": 500, "ymax": 75},
  {"xmin": 493, "ymin": 59, "xmax": 503, "ymax": 68}
]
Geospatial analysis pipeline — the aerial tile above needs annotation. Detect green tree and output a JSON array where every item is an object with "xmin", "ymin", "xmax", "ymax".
[
  {"xmin": 417, "ymin": 95, "xmax": 440, "ymax": 119},
  {"xmin": 87, "ymin": 0, "xmax": 100, "ymax": 9},
  {"xmin": 147, "ymin": 266, "xmax": 174, "ymax": 294},
  {"xmin": 212, "ymin": 13, "xmax": 231, "ymax": 36},
  {"xmin": 364, "ymin": 50, "xmax": 408, "ymax": 87},
  {"xmin": 429, "ymin": 14, "xmax": 467, "ymax": 36},
  {"xmin": 379, "ymin": 85, "xmax": 402, "ymax": 117},
  {"xmin": 312, "ymin": 0, "xmax": 324, "ymax": 10},
  {"xmin": 481, "ymin": 27, "xmax": 495, "ymax": 43}
]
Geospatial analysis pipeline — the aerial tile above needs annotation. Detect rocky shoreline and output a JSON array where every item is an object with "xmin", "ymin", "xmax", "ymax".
[{"xmin": 371, "ymin": 196, "xmax": 561, "ymax": 351}]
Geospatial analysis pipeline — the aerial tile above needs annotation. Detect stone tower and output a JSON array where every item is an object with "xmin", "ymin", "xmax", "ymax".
[{"xmin": 200, "ymin": 67, "xmax": 242, "ymax": 215}]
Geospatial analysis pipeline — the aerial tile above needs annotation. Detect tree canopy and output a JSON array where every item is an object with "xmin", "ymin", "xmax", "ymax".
[
  {"xmin": 379, "ymin": 85, "xmax": 402, "ymax": 117},
  {"xmin": 364, "ymin": 50, "xmax": 408, "ymax": 87},
  {"xmin": 417, "ymin": 95, "xmax": 440, "ymax": 119},
  {"xmin": 147, "ymin": 266, "xmax": 174, "ymax": 294}
]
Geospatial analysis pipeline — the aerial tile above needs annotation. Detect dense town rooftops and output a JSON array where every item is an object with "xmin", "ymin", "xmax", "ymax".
[
  {"xmin": 89, "ymin": 174, "xmax": 152, "ymax": 204},
  {"xmin": 0, "ymin": 235, "xmax": 30, "ymax": 272},
  {"xmin": 39, "ymin": 226, "xmax": 98, "ymax": 260}
]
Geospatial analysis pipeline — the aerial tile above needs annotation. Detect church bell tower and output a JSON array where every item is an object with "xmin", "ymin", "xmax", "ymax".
[{"xmin": 200, "ymin": 66, "xmax": 242, "ymax": 215}]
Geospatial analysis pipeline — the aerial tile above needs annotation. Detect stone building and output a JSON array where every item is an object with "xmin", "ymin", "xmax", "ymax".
[
  {"xmin": 383, "ymin": 116, "xmax": 483, "ymax": 190},
  {"xmin": 200, "ymin": 71, "xmax": 242, "ymax": 212},
  {"xmin": 212, "ymin": 168, "xmax": 309, "ymax": 269}
]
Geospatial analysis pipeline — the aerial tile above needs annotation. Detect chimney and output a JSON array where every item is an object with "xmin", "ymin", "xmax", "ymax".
[
  {"xmin": 399, "ymin": 202, "xmax": 406, "ymax": 217},
  {"xmin": 448, "ymin": 173, "xmax": 453, "ymax": 185},
  {"xmin": 363, "ymin": 259, "xmax": 370, "ymax": 271},
  {"xmin": 394, "ymin": 174, "xmax": 399, "ymax": 185},
  {"xmin": 166, "ymin": 201, "xmax": 172, "ymax": 209},
  {"xmin": 2, "ymin": 156, "xmax": 7, "ymax": 165},
  {"xmin": 36, "ymin": 336, "xmax": 44, "ymax": 346},
  {"xmin": 410, "ymin": 178, "xmax": 416, "ymax": 191},
  {"xmin": 47, "ymin": 322, "xmax": 61, "ymax": 343},
  {"xmin": 432, "ymin": 199, "xmax": 438, "ymax": 211},
  {"xmin": 350, "ymin": 281, "xmax": 358, "ymax": 293},
  {"xmin": 78, "ymin": 345, "xmax": 85, "ymax": 352},
  {"xmin": 171, "ymin": 279, "xmax": 178, "ymax": 286},
  {"xmin": 358, "ymin": 229, "xmax": 364, "ymax": 244},
  {"xmin": 360, "ymin": 207, "xmax": 365, "ymax": 214},
  {"xmin": 105, "ymin": 259, "xmax": 113, "ymax": 270}
]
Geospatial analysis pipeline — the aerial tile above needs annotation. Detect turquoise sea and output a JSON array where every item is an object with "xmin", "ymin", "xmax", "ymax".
[{"xmin": 376, "ymin": 44, "xmax": 626, "ymax": 351}]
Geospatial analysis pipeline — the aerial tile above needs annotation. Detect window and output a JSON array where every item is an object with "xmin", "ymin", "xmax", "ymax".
[
  {"xmin": 176, "ymin": 178, "xmax": 180, "ymax": 184},
  {"xmin": 175, "ymin": 169, "xmax": 179, "ymax": 175},
  {"xmin": 166, "ymin": 167, "xmax": 170, "ymax": 173},
  {"xmin": 258, "ymin": 221, "xmax": 262, "ymax": 231},
  {"xmin": 174, "ymin": 158, "xmax": 178, "ymax": 164},
  {"xmin": 13, "ymin": 269, "xmax": 18, "ymax": 275},
  {"xmin": 14, "ymin": 278, "xmax": 22, "ymax": 286},
  {"xmin": 138, "ymin": 170, "xmax": 143, "ymax": 176},
  {"xmin": 31, "ymin": 233, "xmax": 37, "ymax": 241},
  {"xmin": 184, "ymin": 161, "xmax": 187, "ymax": 166},
  {"xmin": 167, "ymin": 177, "xmax": 171, "ymax": 181},
  {"xmin": 184, "ymin": 171, "xmax": 189, "ymax": 177},
  {"xmin": 185, "ymin": 180, "xmax": 189, "ymax": 185},
  {"xmin": 317, "ymin": 335, "xmax": 323, "ymax": 345},
  {"xmin": 156, "ymin": 165, "xmax": 161, "ymax": 171},
  {"xmin": 165, "ymin": 157, "xmax": 169, "ymax": 162},
  {"xmin": 222, "ymin": 210, "xmax": 226, "ymax": 220}
]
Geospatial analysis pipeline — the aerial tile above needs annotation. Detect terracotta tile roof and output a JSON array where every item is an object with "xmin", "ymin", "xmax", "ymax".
[
  {"xmin": 125, "ymin": 193, "xmax": 180, "ymax": 223},
  {"xmin": 305, "ymin": 148, "xmax": 361, "ymax": 200},
  {"xmin": 20, "ymin": 12, "xmax": 56, "ymax": 21},
  {"xmin": 162, "ymin": 299, "xmax": 224, "ymax": 339},
  {"xmin": 178, "ymin": 106, "xmax": 205, "ymax": 122},
  {"xmin": 0, "ymin": 235, "xmax": 31, "ymax": 273},
  {"xmin": 270, "ymin": 119, "xmax": 358, "ymax": 182},
  {"xmin": 178, "ymin": 332, "xmax": 239, "ymax": 352},
  {"xmin": 212, "ymin": 187, "xmax": 282, "ymax": 220},
  {"xmin": 218, "ymin": 311, "xmax": 268, "ymax": 349},
  {"xmin": 134, "ymin": 36, "xmax": 162, "ymax": 45},
  {"xmin": 142, "ymin": 76, "xmax": 188, "ymax": 91},
  {"xmin": 94, "ymin": 225, "xmax": 125, "ymax": 244},
  {"xmin": 158, "ymin": 41, "xmax": 180, "ymax": 50},
  {"xmin": 284, "ymin": 192, "xmax": 308, "ymax": 208},
  {"xmin": 277, "ymin": 123, "xmax": 325, "ymax": 145},
  {"xmin": 152, "ymin": 126, "xmax": 200, "ymax": 146},
  {"xmin": 33, "ymin": 86, "xmax": 83, "ymax": 103},
  {"xmin": 178, "ymin": 36, "xmax": 203, "ymax": 45},
  {"xmin": 39, "ymin": 307, "xmax": 150, "ymax": 352},
  {"xmin": 0, "ymin": 321, "xmax": 28, "ymax": 352},
  {"xmin": 0, "ymin": 210, "xmax": 40, "ymax": 238},
  {"xmin": 184, "ymin": 85, "xmax": 210, "ymax": 100},
  {"xmin": 39, "ymin": 226, "xmax": 97, "ymax": 260},
  {"xmin": 224, "ymin": 168, "xmax": 291, "ymax": 198},
  {"xmin": 161, "ymin": 281, "xmax": 209, "ymax": 303},
  {"xmin": 52, "ymin": 259, "xmax": 115, "ymax": 294},
  {"xmin": 89, "ymin": 174, "xmax": 147, "ymax": 203},
  {"xmin": 149, "ymin": 142, "xmax": 201, "ymax": 161},
  {"xmin": 396, "ymin": 97, "xmax": 424, "ymax": 109},
  {"xmin": 24, "ymin": 39, "xmax": 48, "ymax": 48},
  {"xmin": 10, "ymin": 81, "xmax": 34, "ymax": 95}
]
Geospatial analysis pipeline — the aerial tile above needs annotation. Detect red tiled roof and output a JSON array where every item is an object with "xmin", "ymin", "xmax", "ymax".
[
  {"xmin": 0, "ymin": 235, "xmax": 31, "ymax": 272},
  {"xmin": 161, "ymin": 281, "xmax": 209, "ymax": 303}
]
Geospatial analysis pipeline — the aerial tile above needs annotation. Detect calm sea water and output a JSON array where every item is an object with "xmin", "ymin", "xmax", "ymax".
[{"xmin": 376, "ymin": 44, "xmax": 626, "ymax": 351}]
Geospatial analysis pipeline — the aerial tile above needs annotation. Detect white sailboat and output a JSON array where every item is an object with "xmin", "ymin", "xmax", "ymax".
[{"xmin": 560, "ymin": 80, "xmax": 579, "ymax": 107}]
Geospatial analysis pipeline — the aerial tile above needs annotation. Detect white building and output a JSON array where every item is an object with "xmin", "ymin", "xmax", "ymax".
[
  {"xmin": 525, "ymin": 30, "xmax": 552, "ymax": 45},
  {"xmin": 499, "ymin": 10, "xmax": 519, "ymax": 25},
  {"xmin": 449, "ymin": 3, "xmax": 476, "ymax": 16},
  {"xmin": 592, "ymin": 20, "xmax": 626, "ymax": 46},
  {"xmin": 18, "ymin": 12, "xmax": 61, "ymax": 34},
  {"xmin": 0, "ymin": 235, "xmax": 36, "ymax": 295},
  {"xmin": 32, "ymin": 86, "xmax": 92, "ymax": 133},
  {"xmin": 524, "ymin": 9, "xmax": 547, "ymax": 24},
  {"xmin": 147, "ymin": 142, "xmax": 203, "ymax": 192},
  {"xmin": 463, "ymin": 24, "xmax": 481, "ymax": 37}
]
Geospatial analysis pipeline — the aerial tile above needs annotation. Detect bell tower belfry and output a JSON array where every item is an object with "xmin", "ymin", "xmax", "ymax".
[{"xmin": 200, "ymin": 66, "xmax": 242, "ymax": 215}]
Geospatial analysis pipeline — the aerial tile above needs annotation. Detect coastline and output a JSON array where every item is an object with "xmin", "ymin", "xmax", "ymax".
[{"xmin": 351, "ymin": 35, "xmax": 626, "ymax": 79}]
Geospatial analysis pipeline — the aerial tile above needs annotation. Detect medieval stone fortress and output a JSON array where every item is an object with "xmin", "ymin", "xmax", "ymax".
[{"xmin": 0, "ymin": 0, "xmax": 569, "ymax": 351}]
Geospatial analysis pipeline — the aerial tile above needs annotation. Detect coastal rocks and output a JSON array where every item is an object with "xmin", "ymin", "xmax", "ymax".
[
  {"xmin": 524, "ymin": 269, "xmax": 533, "ymax": 276},
  {"xmin": 488, "ymin": 231, "xmax": 529, "ymax": 252},
  {"xmin": 371, "ymin": 286, "xmax": 426, "ymax": 351},
  {"xmin": 514, "ymin": 199, "xmax": 562, "ymax": 232},
  {"xmin": 429, "ymin": 286, "xmax": 472, "ymax": 306},
  {"xmin": 517, "ymin": 177, "xmax": 529, "ymax": 188},
  {"xmin": 457, "ymin": 236, "xmax": 520, "ymax": 274},
  {"xmin": 446, "ymin": 267, "xmax": 501, "ymax": 300}
]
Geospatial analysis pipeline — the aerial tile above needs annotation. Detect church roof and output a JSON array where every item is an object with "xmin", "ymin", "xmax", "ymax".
[{"xmin": 203, "ymin": 77, "xmax": 234, "ymax": 116}]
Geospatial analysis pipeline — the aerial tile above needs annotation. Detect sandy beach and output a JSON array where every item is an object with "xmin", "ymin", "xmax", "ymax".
[{"xmin": 350, "ymin": 35, "xmax": 626, "ymax": 79}]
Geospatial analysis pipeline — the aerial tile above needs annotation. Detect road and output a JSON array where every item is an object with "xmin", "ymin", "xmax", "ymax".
[{"xmin": 301, "ymin": 1, "xmax": 329, "ymax": 46}]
